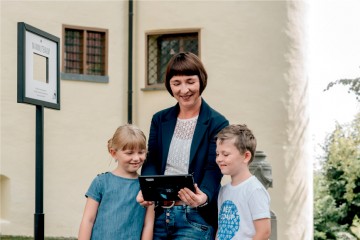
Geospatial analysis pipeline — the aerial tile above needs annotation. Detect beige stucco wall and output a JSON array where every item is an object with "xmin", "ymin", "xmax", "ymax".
[
  {"xmin": 1, "ymin": 0, "xmax": 312, "ymax": 239},
  {"xmin": 135, "ymin": 1, "xmax": 312, "ymax": 239},
  {"xmin": 1, "ymin": 1, "xmax": 130, "ymax": 237}
]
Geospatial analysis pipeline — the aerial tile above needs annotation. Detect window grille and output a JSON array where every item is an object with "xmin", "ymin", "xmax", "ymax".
[
  {"xmin": 147, "ymin": 31, "xmax": 199, "ymax": 88},
  {"xmin": 63, "ymin": 26, "xmax": 107, "ymax": 76},
  {"xmin": 86, "ymin": 31, "xmax": 106, "ymax": 75},
  {"xmin": 64, "ymin": 29, "xmax": 83, "ymax": 74}
]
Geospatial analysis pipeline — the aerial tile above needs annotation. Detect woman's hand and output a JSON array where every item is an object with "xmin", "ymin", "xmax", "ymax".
[
  {"xmin": 136, "ymin": 190, "xmax": 154, "ymax": 207},
  {"xmin": 178, "ymin": 183, "xmax": 208, "ymax": 207}
]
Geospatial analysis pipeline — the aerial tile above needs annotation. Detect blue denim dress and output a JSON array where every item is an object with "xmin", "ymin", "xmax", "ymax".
[{"xmin": 86, "ymin": 172, "xmax": 146, "ymax": 239}]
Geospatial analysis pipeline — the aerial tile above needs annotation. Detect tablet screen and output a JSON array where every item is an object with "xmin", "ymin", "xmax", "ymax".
[{"xmin": 139, "ymin": 174, "xmax": 195, "ymax": 201}]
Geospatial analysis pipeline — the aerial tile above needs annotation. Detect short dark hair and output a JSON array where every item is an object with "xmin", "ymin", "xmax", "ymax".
[
  {"xmin": 216, "ymin": 124, "xmax": 257, "ymax": 164},
  {"xmin": 164, "ymin": 52, "xmax": 208, "ymax": 96}
]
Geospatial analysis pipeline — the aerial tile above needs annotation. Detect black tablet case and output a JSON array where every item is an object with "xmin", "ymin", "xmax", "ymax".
[{"xmin": 139, "ymin": 174, "xmax": 195, "ymax": 201}]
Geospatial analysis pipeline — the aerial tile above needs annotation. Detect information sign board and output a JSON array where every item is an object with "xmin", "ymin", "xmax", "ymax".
[{"xmin": 18, "ymin": 22, "xmax": 60, "ymax": 109}]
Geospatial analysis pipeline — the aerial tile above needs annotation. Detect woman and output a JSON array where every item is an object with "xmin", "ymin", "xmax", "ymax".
[{"xmin": 140, "ymin": 52, "xmax": 229, "ymax": 239}]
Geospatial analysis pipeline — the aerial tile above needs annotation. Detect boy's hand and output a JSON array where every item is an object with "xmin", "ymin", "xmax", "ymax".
[{"xmin": 178, "ymin": 183, "xmax": 208, "ymax": 207}]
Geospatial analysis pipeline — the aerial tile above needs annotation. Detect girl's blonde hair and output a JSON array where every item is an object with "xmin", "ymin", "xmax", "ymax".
[{"xmin": 107, "ymin": 124, "xmax": 147, "ymax": 153}]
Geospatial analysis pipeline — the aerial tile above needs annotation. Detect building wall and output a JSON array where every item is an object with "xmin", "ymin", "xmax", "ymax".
[
  {"xmin": 135, "ymin": 1, "xmax": 312, "ymax": 238},
  {"xmin": 1, "ymin": 1, "xmax": 129, "ymax": 237},
  {"xmin": 1, "ymin": 0, "xmax": 312, "ymax": 239}
]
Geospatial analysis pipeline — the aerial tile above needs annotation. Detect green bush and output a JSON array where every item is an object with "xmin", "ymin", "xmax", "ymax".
[{"xmin": 314, "ymin": 113, "xmax": 360, "ymax": 239}]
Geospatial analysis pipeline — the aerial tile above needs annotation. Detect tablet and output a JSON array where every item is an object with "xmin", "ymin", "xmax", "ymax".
[{"xmin": 139, "ymin": 174, "xmax": 195, "ymax": 201}]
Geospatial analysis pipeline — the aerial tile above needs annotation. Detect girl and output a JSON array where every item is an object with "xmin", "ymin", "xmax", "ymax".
[{"xmin": 78, "ymin": 124, "xmax": 154, "ymax": 240}]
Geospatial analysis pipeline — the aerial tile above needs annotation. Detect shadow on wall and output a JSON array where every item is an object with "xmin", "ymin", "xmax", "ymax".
[
  {"xmin": 284, "ymin": 76, "xmax": 311, "ymax": 238},
  {"xmin": 1, "ymin": 175, "xmax": 10, "ymax": 222}
]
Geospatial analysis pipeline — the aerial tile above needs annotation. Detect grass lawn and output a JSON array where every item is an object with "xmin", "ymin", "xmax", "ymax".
[{"xmin": 1, "ymin": 236, "xmax": 76, "ymax": 240}]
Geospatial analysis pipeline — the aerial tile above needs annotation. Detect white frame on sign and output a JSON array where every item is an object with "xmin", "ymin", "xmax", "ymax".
[{"xmin": 18, "ymin": 22, "xmax": 60, "ymax": 110}]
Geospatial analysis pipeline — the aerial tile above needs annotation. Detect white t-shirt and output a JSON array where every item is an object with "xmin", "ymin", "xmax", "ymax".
[{"xmin": 217, "ymin": 175, "xmax": 271, "ymax": 240}]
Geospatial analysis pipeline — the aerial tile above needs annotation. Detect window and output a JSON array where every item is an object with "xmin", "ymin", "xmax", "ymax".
[
  {"xmin": 61, "ymin": 25, "xmax": 108, "ymax": 83},
  {"xmin": 146, "ymin": 30, "xmax": 200, "ymax": 89}
]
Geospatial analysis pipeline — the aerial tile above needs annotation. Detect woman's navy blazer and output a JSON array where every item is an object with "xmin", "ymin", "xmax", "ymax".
[{"xmin": 141, "ymin": 98, "xmax": 229, "ymax": 225}]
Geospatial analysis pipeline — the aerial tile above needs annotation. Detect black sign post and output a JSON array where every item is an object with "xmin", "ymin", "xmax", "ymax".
[
  {"xmin": 17, "ymin": 22, "xmax": 60, "ymax": 240},
  {"xmin": 35, "ymin": 105, "xmax": 44, "ymax": 240}
]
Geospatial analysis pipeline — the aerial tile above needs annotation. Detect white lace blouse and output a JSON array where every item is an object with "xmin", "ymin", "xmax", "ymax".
[{"xmin": 164, "ymin": 116, "xmax": 198, "ymax": 175}]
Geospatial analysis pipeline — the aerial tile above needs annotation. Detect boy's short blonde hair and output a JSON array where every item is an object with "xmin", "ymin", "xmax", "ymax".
[{"xmin": 216, "ymin": 124, "xmax": 257, "ymax": 164}]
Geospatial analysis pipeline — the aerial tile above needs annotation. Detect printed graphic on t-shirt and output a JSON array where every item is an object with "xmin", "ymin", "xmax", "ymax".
[{"xmin": 218, "ymin": 200, "xmax": 240, "ymax": 240}]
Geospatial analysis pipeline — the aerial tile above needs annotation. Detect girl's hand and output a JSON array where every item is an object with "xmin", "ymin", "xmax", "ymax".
[
  {"xmin": 178, "ymin": 184, "xmax": 208, "ymax": 207},
  {"xmin": 136, "ymin": 190, "xmax": 154, "ymax": 207}
]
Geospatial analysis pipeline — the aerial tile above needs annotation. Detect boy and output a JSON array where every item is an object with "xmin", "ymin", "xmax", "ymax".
[{"xmin": 215, "ymin": 124, "xmax": 271, "ymax": 240}]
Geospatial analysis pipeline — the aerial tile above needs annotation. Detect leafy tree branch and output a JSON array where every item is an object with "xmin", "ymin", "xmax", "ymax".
[{"xmin": 324, "ymin": 78, "xmax": 360, "ymax": 102}]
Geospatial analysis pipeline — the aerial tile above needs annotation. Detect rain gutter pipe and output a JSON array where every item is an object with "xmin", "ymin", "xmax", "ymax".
[{"xmin": 128, "ymin": 0, "xmax": 133, "ymax": 123}]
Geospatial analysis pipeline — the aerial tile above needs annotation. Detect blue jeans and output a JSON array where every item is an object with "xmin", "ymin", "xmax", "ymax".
[{"xmin": 153, "ymin": 205, "xmax": 214, "ymax": 240}]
